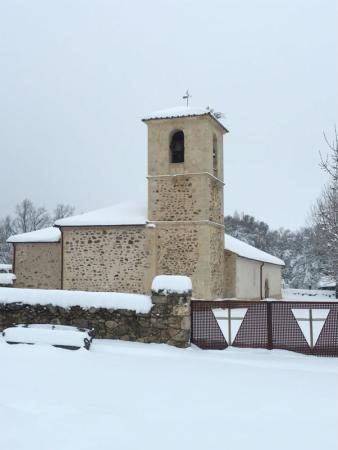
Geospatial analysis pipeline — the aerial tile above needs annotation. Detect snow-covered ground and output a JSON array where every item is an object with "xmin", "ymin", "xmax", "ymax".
[
  {"xmin": 0, "ymin": 338, "xmax": 337, "ymax": 450},
  {"xmin": 283, "ymin": 288, "xmax": 336, "ymax": 301}
]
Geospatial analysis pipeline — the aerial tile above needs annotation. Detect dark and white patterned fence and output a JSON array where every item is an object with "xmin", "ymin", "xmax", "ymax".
[{"xmin": 191, "ymin": 300, "xmax": 338, "ymax": 357}]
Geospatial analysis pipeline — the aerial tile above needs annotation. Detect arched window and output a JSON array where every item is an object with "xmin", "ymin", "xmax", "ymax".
[
  {"xmin": 213, "ymin": 135, "xmax": 217, "ymax": 175},
  {"xmin": 170, "ymin": 131, "xmax": 184, "ymax": 163}
]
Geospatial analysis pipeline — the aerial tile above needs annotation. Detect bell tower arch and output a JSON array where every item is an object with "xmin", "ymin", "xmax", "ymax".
[{"xmin": 143, "ymin": 107, "xmax": 228, "ymax": 299}]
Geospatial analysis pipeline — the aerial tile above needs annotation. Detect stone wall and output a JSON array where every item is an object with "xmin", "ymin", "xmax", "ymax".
[
  {"xmin": 224, "ymin": 250, "xmax": 236, "ymax": 298},
  {"xmin": 13, "ymin": 243, "xmax": 61, "ymax": 289},
  {"xmin": 148, "ymin": 173, "xmax": 223, "ymax": 224},
  {"xmin": 208, "ymin": 176, "xmax": 224, "ymax": 224},
  {"xmin": 146, "ymin": 115, "xmax": 225, "ymax": 179},
  {"xmin": 154, "ymin": 222, "xmax": 225, "ymax": 299},
  {"xmin": 209, "ymin": 226, "xmax": 225, "ymax": 298},
  {"xmin": 144, "ymin": 103, "xmax": 227, "ymax": 301},
  {"xmin": 0, "ymin": 290, "xmax": 191, "ymax": 348},
  {"xmin": 62, "ymin": 226, "xmax": 156, "ymax": 294}
]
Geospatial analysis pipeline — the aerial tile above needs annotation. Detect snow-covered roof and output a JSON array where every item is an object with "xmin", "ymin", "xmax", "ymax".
[
  {"xmin": 7, "ymin": 227, "xmax": 61, "ymax": 244},
  {"xmin": 224, "ymin": 234, "xmax": 285, "ymax": 266},
  {"xmin": 55, "ymin": 201, "xmax": 148, "ymax": 227},
  {"xmin": 142, "ymin": 106, "xmax": 228, "ymax": 132}
]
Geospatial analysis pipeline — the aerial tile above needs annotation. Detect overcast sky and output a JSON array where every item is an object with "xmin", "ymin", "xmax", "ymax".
[{"xmin": 0, "ymin": 0, "xmax": 337, "ymax": 230}]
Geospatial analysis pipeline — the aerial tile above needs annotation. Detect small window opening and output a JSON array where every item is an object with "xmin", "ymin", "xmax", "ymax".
[
  {"xmin": 170, "ymin": 131, "xmax": 184, "ymax": 163},
  {"xmin": 213, "ymin": 136, "xmax": 217, "ymax": 174}
]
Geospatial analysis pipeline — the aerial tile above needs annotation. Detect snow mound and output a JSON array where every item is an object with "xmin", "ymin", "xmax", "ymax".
[
  {"xmin": 54, "ymin": 200, "xmax": 148, "ymax": 227},
  {"xmin": 0, "ymin": 287, "xmax": 152, "ymax": 313},
  {"xmin": 224, "ymin": 233, "xmax": 284, "ymax": 266},
  {"xmin": 152, "ymin": 275, "xmax": 192, "ymax": 294},
  {"xmin": 3, "ymin": 324, "xmax": 92, "ymax": 349},
  {"xmin": 0, "ymin": 273, "xmax": 16, "ymax": 285},
  {"xmin": 7, "ymin": 227, "xmax": 61, "ymax": 243}
]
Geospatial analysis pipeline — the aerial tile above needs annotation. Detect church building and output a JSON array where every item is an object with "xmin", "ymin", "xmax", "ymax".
[{"xmin": 7, "ymin": 106, "xmax": 284, "ymax": 300}]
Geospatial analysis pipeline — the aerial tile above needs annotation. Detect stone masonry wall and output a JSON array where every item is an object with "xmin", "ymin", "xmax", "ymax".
[
  {"xmin": 0, "ymin": 290, "xmax": 191, "ymax": 348},
  {"xmin": 209, "ymin": 226, "xmax": 225, "ymax": 298},
  {"xmin": 62, "ymin": 226, "xmax": 156, "ymax": 294},
  {"xmin": 154, "ymin": 223, "xmax": 224, "ymax": 299},
  {"xmin": 148, "ymin": 174, "xmax": 223, "ymax": 224},
  {"xmin": 224, "ymin": 250, "xmax": 237, "ymax": 298},
  {"xmin": 208, "ymin": 177, "xmax": 224, "ymax": 225},
  {"xmin": 156, "ymin": 224, "xmax": 200, "ymax": 277},
  {"xmin": 145, "ymin": 106, "xmax": 227, "ymax": 301},
  {"xmin": 147, "ymin": 115, "xmax": 225, "ymax": 180},
  {"xmin": 14, "ymin": 243, "xmax": 61, "ymax": 289}
]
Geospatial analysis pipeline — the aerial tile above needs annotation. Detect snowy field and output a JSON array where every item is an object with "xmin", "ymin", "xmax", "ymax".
[
  {"xmin": 283, "ymin": 288, "xmax": 336, "ymax": 301},
  {"xmin": 0, "ymin": 338, "xmax": 337, "ymax": 450}
]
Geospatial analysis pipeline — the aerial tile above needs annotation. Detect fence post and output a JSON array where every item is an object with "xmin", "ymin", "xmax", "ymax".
[{"xmin": 266, "ymin": 301, "xmax": 273, "ymax": 350}]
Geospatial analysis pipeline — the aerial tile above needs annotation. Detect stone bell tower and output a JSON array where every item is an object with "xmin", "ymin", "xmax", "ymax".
[{"xmin": 143, "ymin": 107, "xmax": 228, "ymax": 299}]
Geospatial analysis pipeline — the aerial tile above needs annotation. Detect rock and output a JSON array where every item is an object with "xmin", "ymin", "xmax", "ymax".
[{"xmin": 105, "ymin": 320, "xmax": 117, "ymax": 330}]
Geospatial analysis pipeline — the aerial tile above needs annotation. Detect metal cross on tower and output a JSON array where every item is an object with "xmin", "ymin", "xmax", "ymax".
[{"xmin": 182, "ymin": 90, "xmax": 191, "ymax": 107}]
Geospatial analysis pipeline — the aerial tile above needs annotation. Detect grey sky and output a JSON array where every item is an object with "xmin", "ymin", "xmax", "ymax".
[{"xmin": 0, "ymin": 0, "xmax": 337, "ymax": 230}]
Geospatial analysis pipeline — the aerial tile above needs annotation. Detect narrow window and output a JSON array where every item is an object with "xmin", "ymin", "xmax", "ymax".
[
  {"xmin": 170, "ymin": 131, "xmax": 184, "ymax": 163},
  {"xmin": 213, "ymin": 136, "xmax": 217, "ymax": 175}
]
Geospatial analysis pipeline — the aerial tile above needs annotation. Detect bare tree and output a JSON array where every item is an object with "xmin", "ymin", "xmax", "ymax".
[
  {"xmin": 53, "ymin": 204, "xmax": 75, "ymax": 221},
  {"xmin": 320, "ymin": 128, "xmax": 338, "ymax": 183},
  {"xmin": 312, "ymin": 128, "xmax": 338, "ymax": 297},
  {"xmin": 13, "ymin": 199, "xmax": 51, "ymax": 233}
]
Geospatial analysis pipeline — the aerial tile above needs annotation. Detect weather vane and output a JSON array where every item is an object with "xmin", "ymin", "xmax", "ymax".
[{"xmin": 182, "ymin": 90, "xmax": 191, "ymax": 107}]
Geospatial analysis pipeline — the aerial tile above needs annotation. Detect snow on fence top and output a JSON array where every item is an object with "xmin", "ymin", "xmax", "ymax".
[
  {"xmin": 7, "ymin": 227, "xmax": 61, "ymax": 243},
  {"xmin": 0, "ymin": 287, "xmax": 152, "ymax": 314},
  {"xmin": 224, "ymin": 233, "xmax": 285, "ymax": 266},
  {"xmin": 152, "ymin": 275, "xmax": 192, "ymax": 295},
  {"xmin": 142, "ymin": 106, "xmax": 228, "ymax": 131},
  {"xmin": 54, "ymin": 201, "xmax": 148, "ymax": 227}
]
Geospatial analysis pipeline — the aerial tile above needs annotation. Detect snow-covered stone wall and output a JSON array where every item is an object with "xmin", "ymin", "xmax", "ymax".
[{"xmin": 0, "ymin": 282, "xmax": 192, "ymax": 348}]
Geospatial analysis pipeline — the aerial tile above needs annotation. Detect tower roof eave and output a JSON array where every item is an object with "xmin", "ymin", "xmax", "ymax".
[{"xmin": 142, "ymin": 106, "xmax": 229, "ymax": 133}]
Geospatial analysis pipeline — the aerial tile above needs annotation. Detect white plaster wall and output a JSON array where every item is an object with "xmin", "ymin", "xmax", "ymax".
[
  {"xmin": 235, "ymin": 257, "xmax": 261, "ymax": 300},
  {"xmin": 262, "ymin": 263, "xmax": 282, "ymax": 298}
]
